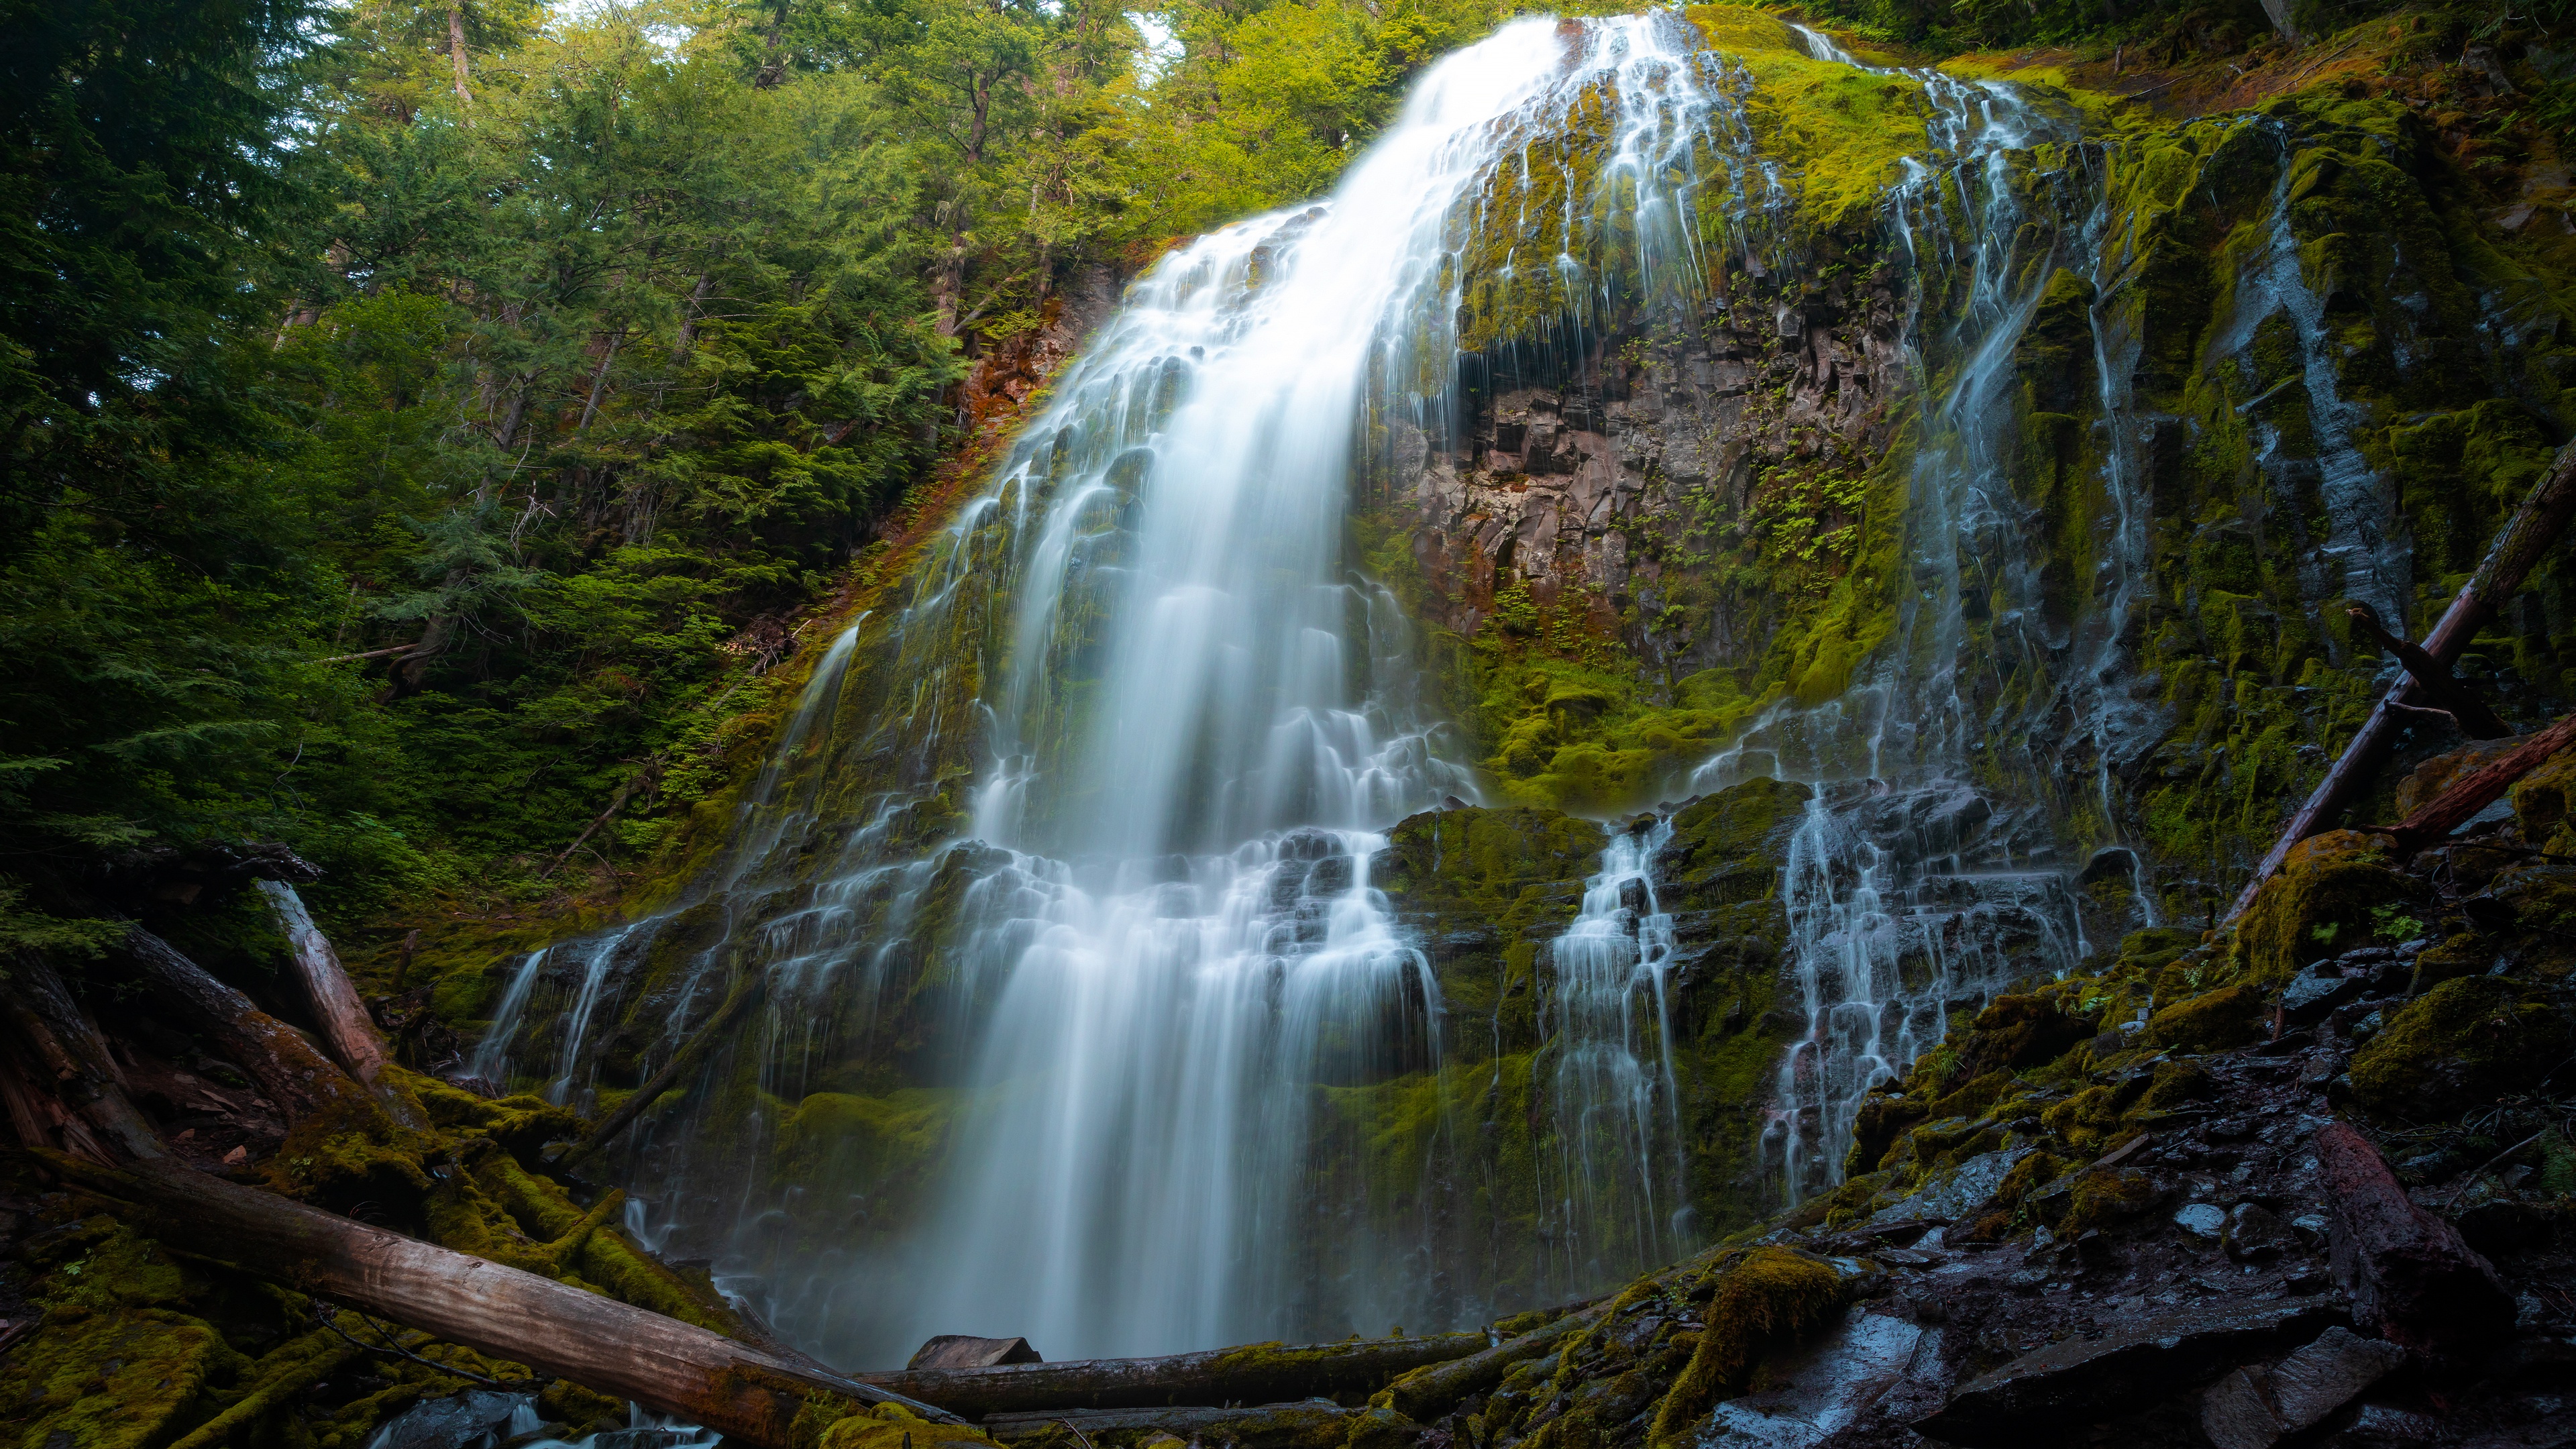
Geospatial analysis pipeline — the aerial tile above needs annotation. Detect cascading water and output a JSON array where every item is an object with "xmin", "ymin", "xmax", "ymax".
[
  {"xmin": 1688, "ymin": 28, "xmax": 2117, "ymax": 1203},
  {"xmin": 498, "ymin": 12, "xmax": 1774, "ymax": 1366},
  {"xmin": 462, "ymin": 6, "xmax": 2210, "ymax": 1366},
  {"xmin": 1544, "ymin": 819, "xmax": 1688, "ymax": 1282}
]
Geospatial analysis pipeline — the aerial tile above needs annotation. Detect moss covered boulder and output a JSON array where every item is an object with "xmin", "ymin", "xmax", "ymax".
[
  {"xmin": 2349, "ymin": 977, "xmax": 2576, "ymax": 1119},
  {"xmin": 2230, "ymin": 831, "xmax": 2416, "ymax": 981},
  {"xmin": 2145, "ymin": 982, "xmax": 2269, "ymax": 1053}
]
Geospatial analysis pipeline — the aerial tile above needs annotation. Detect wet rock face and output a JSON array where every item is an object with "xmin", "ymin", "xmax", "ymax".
[{"xmin": 1391, "ymin": 266, "xmax": 1906, "ymax": 674}]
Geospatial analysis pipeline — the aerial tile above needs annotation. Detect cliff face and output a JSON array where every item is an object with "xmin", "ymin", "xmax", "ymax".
[{"xmin": 385, "ymin": 2, "xmax": 2576, "ymax": 1380}]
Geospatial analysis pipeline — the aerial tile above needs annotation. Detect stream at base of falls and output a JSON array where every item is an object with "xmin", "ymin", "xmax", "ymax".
[{"xmin": 461, "ymin": 10, "xmax": 2211, "ymax": 1368}]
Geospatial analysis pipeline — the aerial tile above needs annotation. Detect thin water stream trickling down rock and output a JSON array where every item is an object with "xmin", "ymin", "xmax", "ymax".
[{"xmin": 423, "ymin": 2, "xmax": 2576, "ymax": 1377}]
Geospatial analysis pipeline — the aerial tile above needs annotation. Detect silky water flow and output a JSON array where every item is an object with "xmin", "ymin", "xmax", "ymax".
[{"xmin": 460, "ymin": 10, "xmax": 2214, "ymax": 1371}]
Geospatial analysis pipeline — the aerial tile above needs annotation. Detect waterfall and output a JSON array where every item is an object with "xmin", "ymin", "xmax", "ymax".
[
  {"xmin": 1691, "ymin": 31, "xmax": 2110, "ymax": 1203},
  {"xmin": 464, "ymin": 7, "xmax": 2202, "ymax": 1357},
  {"xmin": 1544, "ymin": 818, "xmax": 1687, "ymax": 1282}
]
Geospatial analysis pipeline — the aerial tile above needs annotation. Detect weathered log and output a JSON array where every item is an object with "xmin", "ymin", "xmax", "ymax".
[
  {"xmin": 2226, "ymin": 437, "xmax": 2576, "ymax": 926},
  {"xmin": 1377, "ymin": 1303, "xmax": 1610, "ymax": 1421},
  {"xmin": 856, "ymin": 1333, "xmax": 1486, "ymax": 1417},
  {"xmin": 34, "ymin": 1153, "xmax": 967, "ymax": 1445},
  {"xmin": 2360, "ymin": 710, "xmax": 2576, "ymax": 855},
  {"xmin": 552, "ymin": 971, "xmax": 766, "ymax": 1167},
  {"xmin": 2341, "ymin": 602, "xmax": 2511, "ymax": 739},
  {"xmin": 0, "ymin": 953, "xmax": 166, "ymax": 1162},
  {"xmin": 982, "ymin": 1403, "xmax": 1365, "ymax": 1449},
  {"xmin": 256, "ymin": 881, "xmax": 393, "ymax": 1086},
  {"xmin": 119, "ymin": 926, "xmax": 364, "ymax": 1121}
]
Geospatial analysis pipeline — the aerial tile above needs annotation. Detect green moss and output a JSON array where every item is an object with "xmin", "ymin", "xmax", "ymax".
[
  {"xmin": 1645, "ymin": 1248, "xmax": 1843, "ymax": 1445},
  {"xmin": 2062, "ymin": 1167, "xmax": 2157, "ymax": 1235},
  {"xmin": 2144, "ymin": 982, "xmax": 2267, "ymax": 1053},
  {"xmin": 2229, "ymin": 830, "xmax": 2414, "ymax": 983},
  {"xmin": 2348, "ymin": 977, "xmax": 2576, "ymax": 1120}
]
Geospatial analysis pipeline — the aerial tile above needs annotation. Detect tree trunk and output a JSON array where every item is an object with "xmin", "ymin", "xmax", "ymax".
[
  {"xmin": 2225, "ymin": 438, "xmax": 2576, "ymax": 926},
  {"xmin": 0, "ymin": 953, "xmax": 166, "ymax": 1162},
  {"xmin": 255, "ymin": 881, "xmax": 392, "ymax": 1087},
  {"xmin": 1378, "ymin": 1303, "xmax": 1609, "ymax": 1420},
  {"xmin": 2366, "ymin": 710, "xmax": 2576, "ymax": 855},
  {"xmin": 118, "ymin": 927, "xmax": 364, "ymax": 1122},
  {"xmin": 447, "ymin": 3, "xmax": 474, "ymax": 107},
  {"xmin": 2341, "ymin": 602, "xmax": 2510, "ymax": 739},
  {"xmin": 553, "ymin": 971, "xmax": 765, "ymax": 1168},
  {"xmin": 853, "ymin": 1333, "xmax": 1488, "ymax": 1417},
  {"xmin": 36, "ymin": 1155, "xmax": 967, "ymax": 1446}
]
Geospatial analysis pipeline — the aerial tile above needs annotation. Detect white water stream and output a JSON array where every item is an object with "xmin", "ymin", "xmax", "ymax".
[{"xmin": 459, "ymin": 7, "xmax": 2272, "ymax": 1364}]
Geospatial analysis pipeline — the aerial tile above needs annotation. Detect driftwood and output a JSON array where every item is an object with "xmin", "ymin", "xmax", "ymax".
[
  {"xmin": 0, "ymin": 953, "xmax": 166, "ymax": 1162},
  {"xmin": 854, "ymin": 1333, "xmax": 1487, "ymax": 1417},
  {"xmin": 2226, "ymin": 437, "xmax": 2576, "ymax": 926},
  {"xmin": 2360, "ymin": 710, "xmax": 2576, "ymax": 855},
  {"xmin": 983, "ymin": 1403, "xmax": 1364, "ymax": 1449},
  {"xmin": 119, "ymin": 926, "xmax": 364, "ymax": 1121},
  {"xmin": 2341, "ymin": 602, "xmax": 2511, "ymax": 739},
  {"xmin": 256, "ymin": 881, "xmax": 393, "ymax": 1086},
  {"xmin": 552, "ymin": 971, "xmax": 767, "ymax": 1167},
  {"xmin": 36, "ymin": 1153, "xmax": 966, "ymax": 1446}
]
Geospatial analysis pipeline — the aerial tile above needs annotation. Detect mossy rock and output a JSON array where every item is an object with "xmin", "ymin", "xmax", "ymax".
[
  {"xmin": 260, "ymin": 1097, "xmax": 437, "ymax": 1222},
  {"xmin": 2409, "ymin": 932, "xmax": 2493, "ymax": 989},
  {"xmin": 1646, "ymin": 1247, "xmax": 1845, "ymax": 1444},
  {"xmin": 1953, "ymin": 994, "xmax": 2094, "ymax": 1076},
  {"xmin": 2231, "ymin": 830, "xmax": 2414, "ymax": 982},
  {"xmin": 2145, "ymin": 983, "xmax": 2267, "ymax": 1053},
  {"xmin": 1843, "ymin": 1089, "xmax": 1928, "ymax": 1177},
  {"xmin": 2512, "ymin": 749, "xmax": 2576, "ymax": 853},
  {"xmin": 2348, "ymin": 977, "xmax": 2576, "ymax": 1119},
  {"xmin": 2062, "ymin": 1167, "xmax": 2158, "ymax": 1235}
]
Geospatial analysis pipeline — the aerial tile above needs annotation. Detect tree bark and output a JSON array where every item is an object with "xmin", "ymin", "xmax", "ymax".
[
  {"xmin": 2341, "ymin": 602, "xmax": 2510, "ymax": 739},
  {"xmin": 447, "ymin": 3, "xmax": 474, "ymax": 107},
  {"xmin": 256, "ymin": 881, "xmax": 392, "ymax": 1087},
  {"xmin": 553, "ymin": 971, "xmax": 765, "ymax": 1168},
  {"xmin": 2365, "ymin": 710, "xmax": 2576, "ymax": 855},
  {"xmin": 2225, "ymin": 438, "xmax": 2576, "ymax": 926},
  {"xmin": 118, "ymin": 927, "xmax": 364, "ymax": 1122},
  {"xmin": 0, "ymin": 953, "xmax": 166, "ymax": 1162},
  {"xmin": 36, "ymin": 1155, "xmax": 967, "ymax": 1446},
  {"xmin": 853, "ymin": 1333, "xmax": 1487, "ymax": 1417},
  {"xmin": 1378, "ymin": 1304, "xmax": 1609, "ymax": 1421}
]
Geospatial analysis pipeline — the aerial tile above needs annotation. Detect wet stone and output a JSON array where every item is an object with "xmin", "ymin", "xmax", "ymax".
[
  {"xmin": 2226, "ymin": 1202, "xmax": 2296, "ymax": 1262},
  {"xmin": 2175, "ymin": 1202, "xmax": 2228, "ymax": 1245},
  {"xmin": 1913, "ymin": 1299, "xmax": 2347, "ymax": 1446},
  {"xmin": 2281, "ymin": 965, "xmax": 2364, "ymax": 1024},
  {"xmin": 366, "ymin": 1389, "xmax": 536, "ymax": 1449},
  {"xmin": 2200, "ymin": 1327, "xmax": 2408, "ymax": 1449},
  {"xmin": 1700, "ymin": 1311, "xmax": 1927, "ymax": 1448}
]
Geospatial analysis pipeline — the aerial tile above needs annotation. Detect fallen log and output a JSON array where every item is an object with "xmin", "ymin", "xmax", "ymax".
[
  {"xmin": 34, "ymin": 1152, "xmax": 967, "ymax": 1446},
  {"xmin": 552, "ymin": 971, "xmax": 766, "ymax": 1168},
  {"xmin": 982, "ymin": 1403, "xmax": 1365, "ymax": 1449},
  {"xmin": 2358, "ymin": 710, "xmax": 2576, "ymax": 855},
  {"xmin": 2225, "ymin": 437, "xmax": 2576, "ymax": 926},
  {"xmin": 255, "ymin": 881, "xmax": 394, "ymax": 1086},
  {"xmin": 1377, "ymin": 1303, "xmax": 1609, "ymax": 1421},
  {"xmin": 0, "ymin": 953, "xmax": 166, "ymax": 1163},
  {"xmin": 119, "ymin": 926, "xmax": 365, "ymax": 1121},
  {"xmin": 855, "ymin": 1333, "xmax": 1487, "ymax": 1417}
]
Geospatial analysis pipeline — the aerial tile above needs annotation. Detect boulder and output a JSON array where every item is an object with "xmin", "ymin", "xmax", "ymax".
[
  {"xmin": 2313, "ymin": 1122, "xmax": 2516, "ymax": 1358},
  {"xmin": 2279, "ymin": 963, "xmax": 2363, "ymax": 1024},
  {"xmin": 1700, "ymin": 1311, "xmax": 1931, "ymax": 1447},
  {"xmin": 2225, "ymin": 1202, "xmax": 2296, "ymax": 1262},
  {"xmin": 2199, "ymin": 1326, "xmax": 2409, "ymax": 1449},
  {"xmin": 1912, "ymin": 1299, "xmax": 2346, "ymax": 1445}
]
